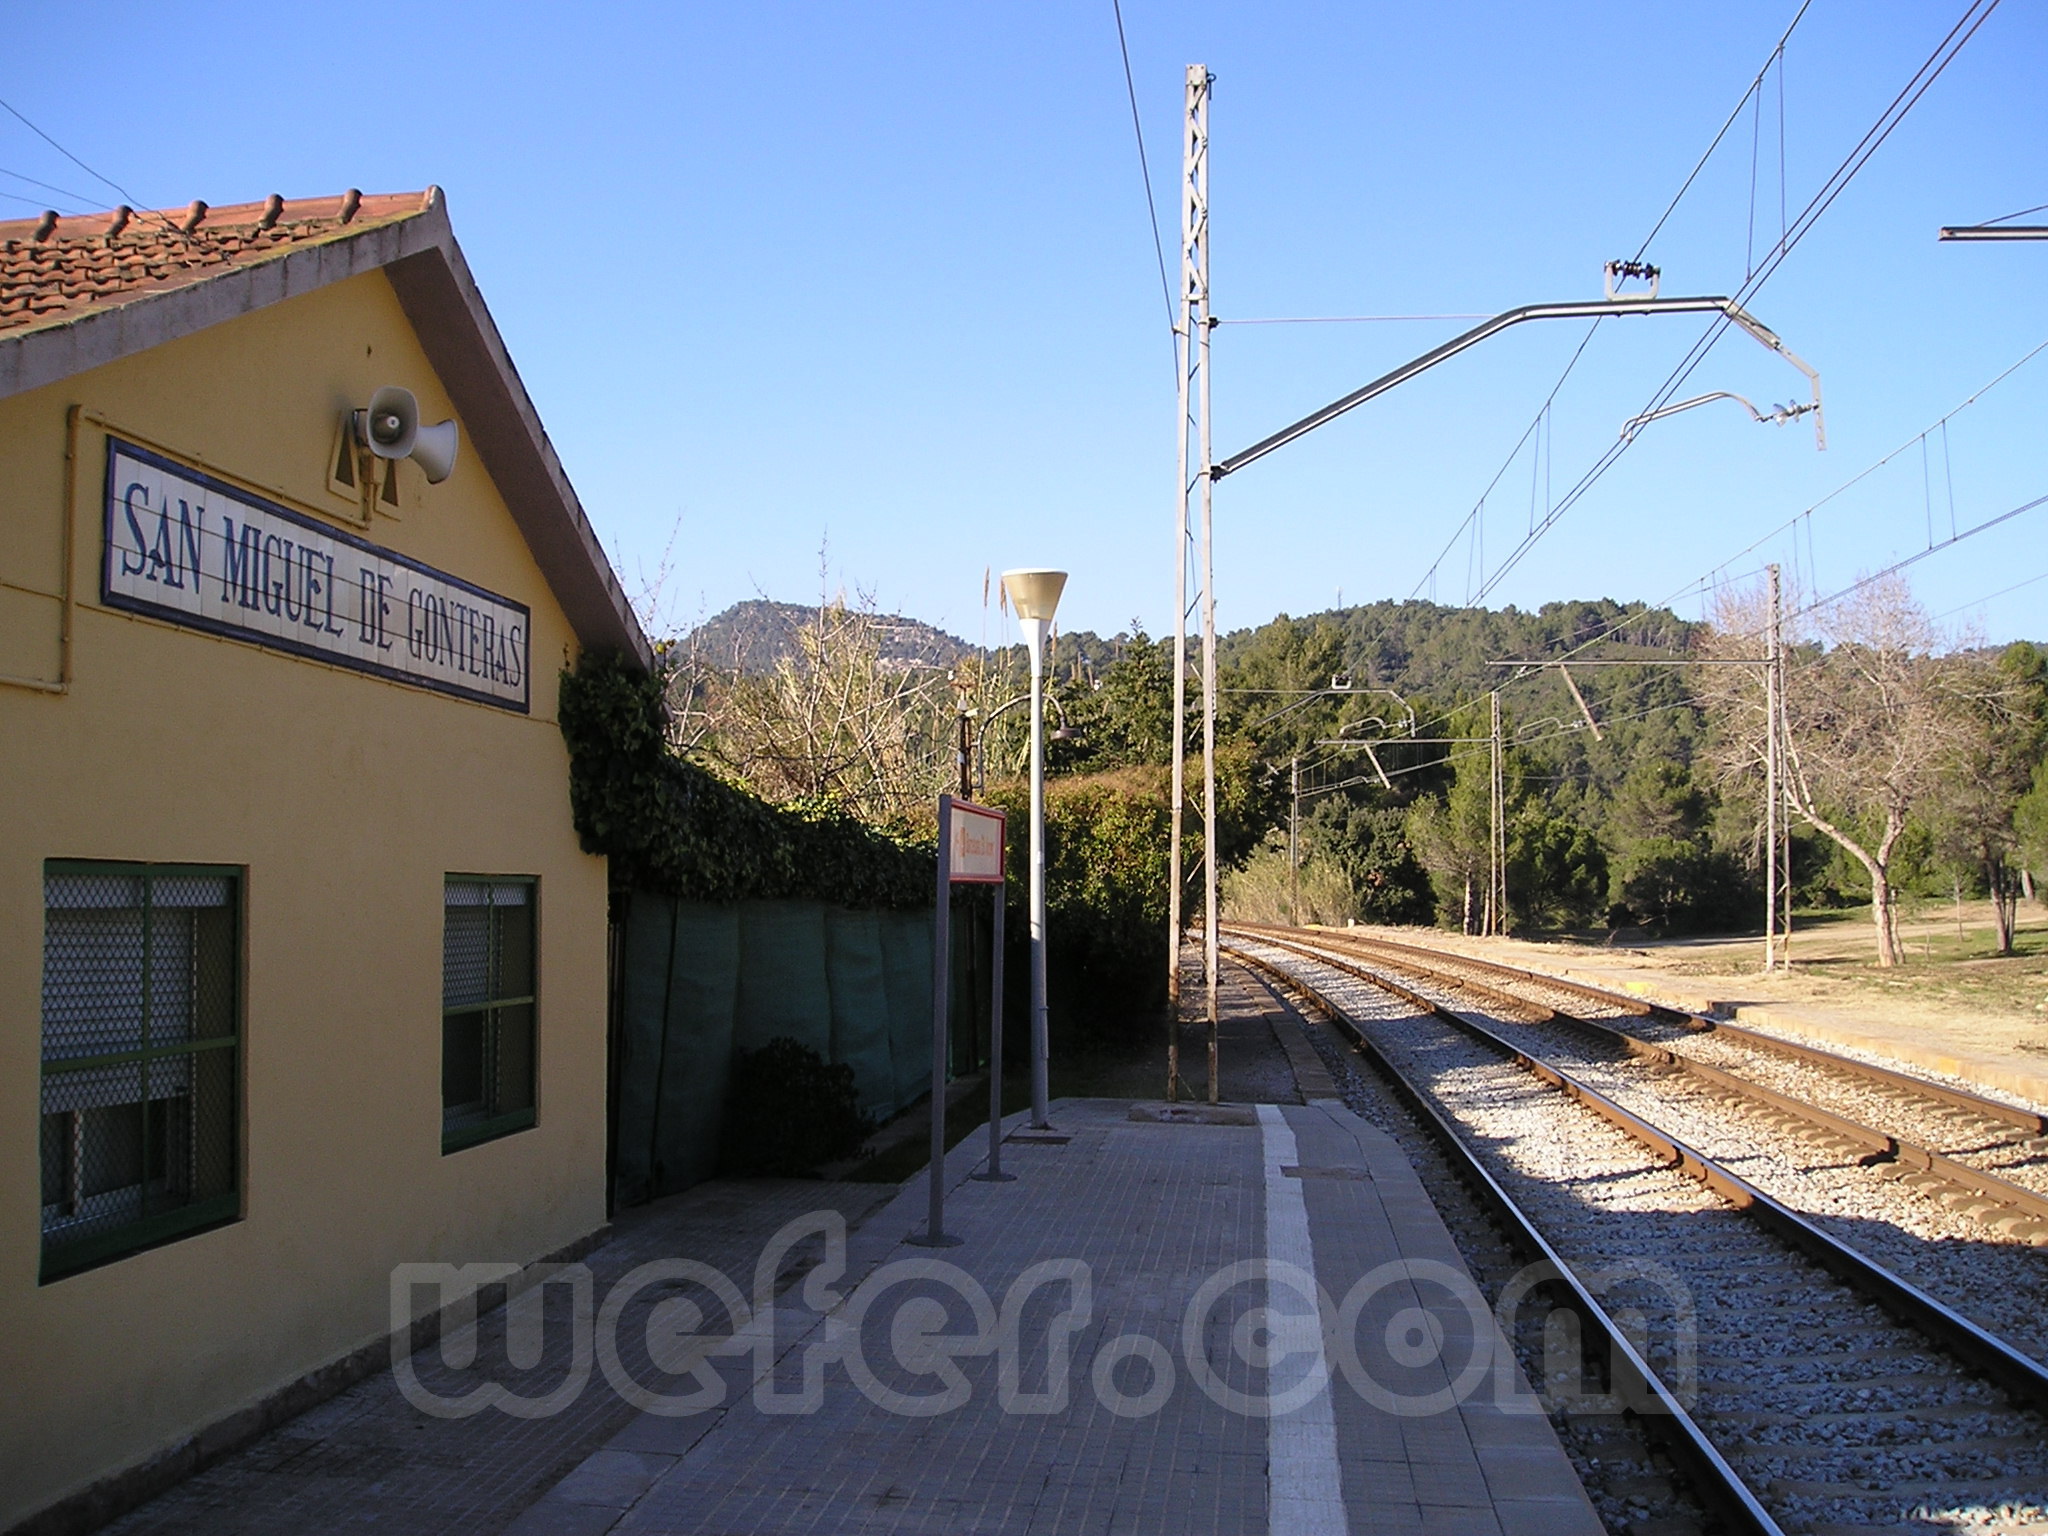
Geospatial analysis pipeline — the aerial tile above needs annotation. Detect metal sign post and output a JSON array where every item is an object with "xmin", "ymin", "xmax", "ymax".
[{"xmin": 911, "ymin": 794, "xmax": 1008, "ymax": 1247}]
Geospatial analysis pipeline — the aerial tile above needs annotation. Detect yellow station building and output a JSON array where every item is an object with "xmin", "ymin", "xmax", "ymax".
[{"xmin": 0, "ymin": 189, "xmax": 649, "ymax": 1529}]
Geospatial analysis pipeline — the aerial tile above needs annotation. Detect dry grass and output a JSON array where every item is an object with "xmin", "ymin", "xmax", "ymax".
[
  {"xmin": 1650, "ymin": 901, "xmax": 2048, "ymax": 1029},
  {"xmin": 1346, "ymin": 898, "xmax": 2048, "ymax": 1083}
]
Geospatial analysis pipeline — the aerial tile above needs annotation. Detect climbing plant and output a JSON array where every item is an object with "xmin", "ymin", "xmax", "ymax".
[{"xmin": 558, "ymin": 649, "xmax": 933, "ymax": 908}]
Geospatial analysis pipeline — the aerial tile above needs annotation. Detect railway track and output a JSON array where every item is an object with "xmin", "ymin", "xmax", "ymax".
[
  {"xmin": 1222, "ymin": 933, "xmax": 2048, "ymax": 1536},
  {"xmin": 1232, "ymin": 922, "xmax": 2048, "ymax": 1242}
]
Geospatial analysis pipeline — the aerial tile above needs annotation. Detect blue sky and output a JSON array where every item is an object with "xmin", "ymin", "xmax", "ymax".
[{"xmin": 8, "ymin": 2, "xmax": 2045, "ymax": 646}]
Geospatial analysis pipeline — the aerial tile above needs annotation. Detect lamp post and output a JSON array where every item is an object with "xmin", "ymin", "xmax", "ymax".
[{"xmin": 1002, "ymin": 567, "xmax": 1066, "ymax": 1129}]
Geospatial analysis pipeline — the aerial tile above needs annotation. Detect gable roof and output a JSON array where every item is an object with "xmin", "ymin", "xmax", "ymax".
[{"xmin": 0, "ymin": 188, "xmax": 650, "ymax": 666}]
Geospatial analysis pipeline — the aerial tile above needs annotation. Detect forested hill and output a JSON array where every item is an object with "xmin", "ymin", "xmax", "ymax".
[
  {"xmin": 1219, "ymin": 598, "xmax": 1699, "ymax": 697},
  {"xmin": 670, "ymin": 589, "xmax": 2044, "ymax": 942},
  {"xmin": 1038, "ymin": 595, "xmax": 1729, "ymax": 935},
  {"xmin": 684, "ymin": 599, "xmax": 973, "ymax": 674}
]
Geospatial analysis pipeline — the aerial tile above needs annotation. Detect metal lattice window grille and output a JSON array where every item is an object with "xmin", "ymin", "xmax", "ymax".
[
  {"xmin": 40, "ymin": 861, "xmax": 240, "ymax": 1282},
  {"xmin": 442, "ymin": 877, "xmax": 537, "ymax": 1152}
]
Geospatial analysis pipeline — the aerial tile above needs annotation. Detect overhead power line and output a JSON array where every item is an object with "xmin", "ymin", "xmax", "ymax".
[
  {"xmin": 1489, "ymin": 327, "xmax": 2048, "ymax": 687},
  {"xmin": 0, "ymin": 93, "xmax": 188, "ymax": 239},
  {"xmin": 1783, "ymin": 488, "xmax": 2048, "ymax": 627},
  {"xmin": 1466, "ymin": 0, "xmax": 2004, "ymax": 608},
  {"xmin": 1110, "ymin": 0, "xmax": 1175, "ymax": 340},
  {"xmin": 1933, "ymin": 568, "xmax": 2048, "ymax": 623},
  {"xmin": 0, "ymin": 95, "xmax": 141, "ymax": 210},
  {"xmin": 1407, "ymin": 0, "xmax": 1819, "ymax": 603},
  {"xmin": 0, "ymin": 164, "xmax": 98, "ymax": 208}
]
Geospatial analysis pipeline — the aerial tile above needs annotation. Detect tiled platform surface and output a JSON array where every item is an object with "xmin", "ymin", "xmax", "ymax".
[
  {"xmin": 97, "ymin": 1181, "xmax": 900, "ymax": 1536},
  {"xmin": 509, "ymin": 1098, "xmax": 1602, "ymax": 1536}
]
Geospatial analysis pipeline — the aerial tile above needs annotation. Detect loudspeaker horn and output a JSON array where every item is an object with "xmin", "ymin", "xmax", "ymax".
[
  {"xmin": 411, "ymin": 419, "xmax": 460, "ymax": 484},
  {"xmin": 355, "ymin": 385, "xmax": 419, "ymax": 459}
]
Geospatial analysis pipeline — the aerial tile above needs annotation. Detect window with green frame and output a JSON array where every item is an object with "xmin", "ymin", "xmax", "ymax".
[
  {"xmin": 442, "ymin": 877, "xmax": 536, "ymax": 1152},
  {"xmin": 40, "ymin": 861, "xmax": 241, "ymax": 1282}
]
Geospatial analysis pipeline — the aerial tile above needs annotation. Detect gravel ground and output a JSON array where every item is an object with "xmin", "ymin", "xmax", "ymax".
[
  {"xmin": 1315, "ymin": 930, "xmax": 2048, "ymax": 1149},
  {"xmin": 1302, "ymin": 933, "xmax": 2048, "ymax": 1220},
  {"xmin": 1276, "ymin": 934, "xmax": 2048, "ymax": 1360},
  {"xmin": 1231, "ymin": 940, "xmax": 2048, "ymax": 1536}
]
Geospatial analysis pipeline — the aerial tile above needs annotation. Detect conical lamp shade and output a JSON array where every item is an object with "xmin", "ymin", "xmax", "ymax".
[{"xmin": 1001, "ymin": 569, "xmax": 1067, "ymax": 622}]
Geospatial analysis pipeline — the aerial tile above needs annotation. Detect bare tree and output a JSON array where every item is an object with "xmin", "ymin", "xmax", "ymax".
[
  {"xmin": 1704, "ymin": 574, "xmax": 1968, "ymax": 967},
  {"xmin": 692, "ymin": 597, "xmax": 959, "ymax": 825},
  {"xmin": 1927, "ymin": 649, "xmax": 2037, "ymax": 954}
]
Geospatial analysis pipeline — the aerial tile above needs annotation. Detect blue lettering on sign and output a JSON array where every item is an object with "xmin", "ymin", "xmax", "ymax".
[
  {"xmin": 178, "ymin": 501, "xmax": 203, "ymax": 589},
  {"xmin": 303, "ymin": 552, "xmax": 325, "ymax": 631},
  {"xmin": 120, "ymin": 483, "xmax": 150, "ymax": 576},
  {"xmin": 222, "ymin": 518, "xmax": 261, "ymax": 608},
  {"xmin": 320, "ymin": 554, "xmax": 345, "ymax": 636},
  {"xmin": 142, "ymin": 498, "xmax": 202, "ymax": 590},
  {"xmin": 261, "ymin": 535, "xmax": 282, "ymax": 616}
]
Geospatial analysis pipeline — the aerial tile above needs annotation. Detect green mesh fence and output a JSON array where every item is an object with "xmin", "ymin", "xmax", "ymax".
[{"xmin": 614, "ymin": 894, "xmax": 987, "ymax": 1207}]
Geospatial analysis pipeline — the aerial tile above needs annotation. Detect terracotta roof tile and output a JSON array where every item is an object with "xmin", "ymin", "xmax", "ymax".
[{"xmin": 0, "ymin": 189, "xmax": 434, "ymax": 336}]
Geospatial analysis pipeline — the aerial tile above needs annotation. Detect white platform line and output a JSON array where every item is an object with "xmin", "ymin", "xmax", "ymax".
[{"xmin": 1259, "ymin": 1103, "xmax": 1347, "ymax": 1536}]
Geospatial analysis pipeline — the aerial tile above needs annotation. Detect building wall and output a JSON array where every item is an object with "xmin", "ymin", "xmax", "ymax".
[{"xmin": 0, "ymin": 272, "xmax": 610, "ymax": 1526}]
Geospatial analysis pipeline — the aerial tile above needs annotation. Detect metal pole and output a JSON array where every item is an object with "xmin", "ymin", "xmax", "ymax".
[
  {"xmin": 975, "ymin": 883, "xmax": 1012, "ymax": 1182},
  {"xmin": 1193, "ymin": 68, "xmax": 1219, "ymax": 1106},
  {"xmin": 1166, "ymin": 63, "xmax": 1209, "ymax": 1105},
  {"xmin": 1171, "ymin": 69, "xmax": 1196, "ymax": 1105},
  {"xmin": 1026, "ymin": 617, "xmax": 1052, "ymax": 1128},
  {"xmin": 1488, "ymin": 692, "xmax": 1503, "ymax": 937},
  {"xmin": 1764, "ymin": 564, "xmax": 1780, "ymax": 972},
  {"xmin": 1289, "ymin": 755, "xmax": 1300, "ymax": 927},
  {"xmin": 913, "ymin": 796, "xmax": 960, "ymax": 1246},
  {"xmin": 1774, "ymin": 574, "xmax": 1792, "ymax": 970}
]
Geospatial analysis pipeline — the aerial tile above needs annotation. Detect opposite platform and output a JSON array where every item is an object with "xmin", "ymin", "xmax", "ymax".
[{"xmin": 507, "ymin": 1097, "xmax": 1603, "ymax": 1536}]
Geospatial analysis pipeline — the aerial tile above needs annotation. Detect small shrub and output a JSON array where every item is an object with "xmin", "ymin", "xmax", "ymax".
[{"xmin": 718, "ymin": 1037, "xmax": 874, "ymax": 1177}]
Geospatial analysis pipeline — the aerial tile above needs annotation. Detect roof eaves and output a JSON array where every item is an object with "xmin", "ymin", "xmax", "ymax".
[
  {"xmin": 0, "ymin": 189, "xmax": 651, "ymax": 670},
  {"xmin": 383, "ymin": 215, "xmax": 652, "ymax": 669},
  {"xmin": 0, "ymin": 210, "xmax": 439, "ymax": 402}
]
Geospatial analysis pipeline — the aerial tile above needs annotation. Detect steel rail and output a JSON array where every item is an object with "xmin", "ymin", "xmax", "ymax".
[
  {"xmin": 1236, "ymin": 922, "xmax": 2048, "ymax": 1135},
  {"xmin": 1238, "ymin": 926, "xmax": 2048, "ymax": 1233},
  {"xmin": 1227, "ymin": 932, "xmax": 2048, "ymax": 1420},
  {"xmin": 1221, "ymin": 947, "xmax": 1784, "ymax": 1536}
]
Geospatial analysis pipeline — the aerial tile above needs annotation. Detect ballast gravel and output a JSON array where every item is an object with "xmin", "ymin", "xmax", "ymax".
[{"xmin": 1232, "ymin": 938, "xmax": 2048, "ymax": 1535}]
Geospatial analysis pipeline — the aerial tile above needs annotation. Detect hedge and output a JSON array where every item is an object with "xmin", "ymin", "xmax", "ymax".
[{"xmin": 558, "ymin": 650, "xmax": 933, "ymax": 908}]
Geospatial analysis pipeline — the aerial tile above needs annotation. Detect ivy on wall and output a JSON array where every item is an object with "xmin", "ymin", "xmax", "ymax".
[{"xmin": 558, "ymin": 650, "xmax": 933, "ymax": 908}]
